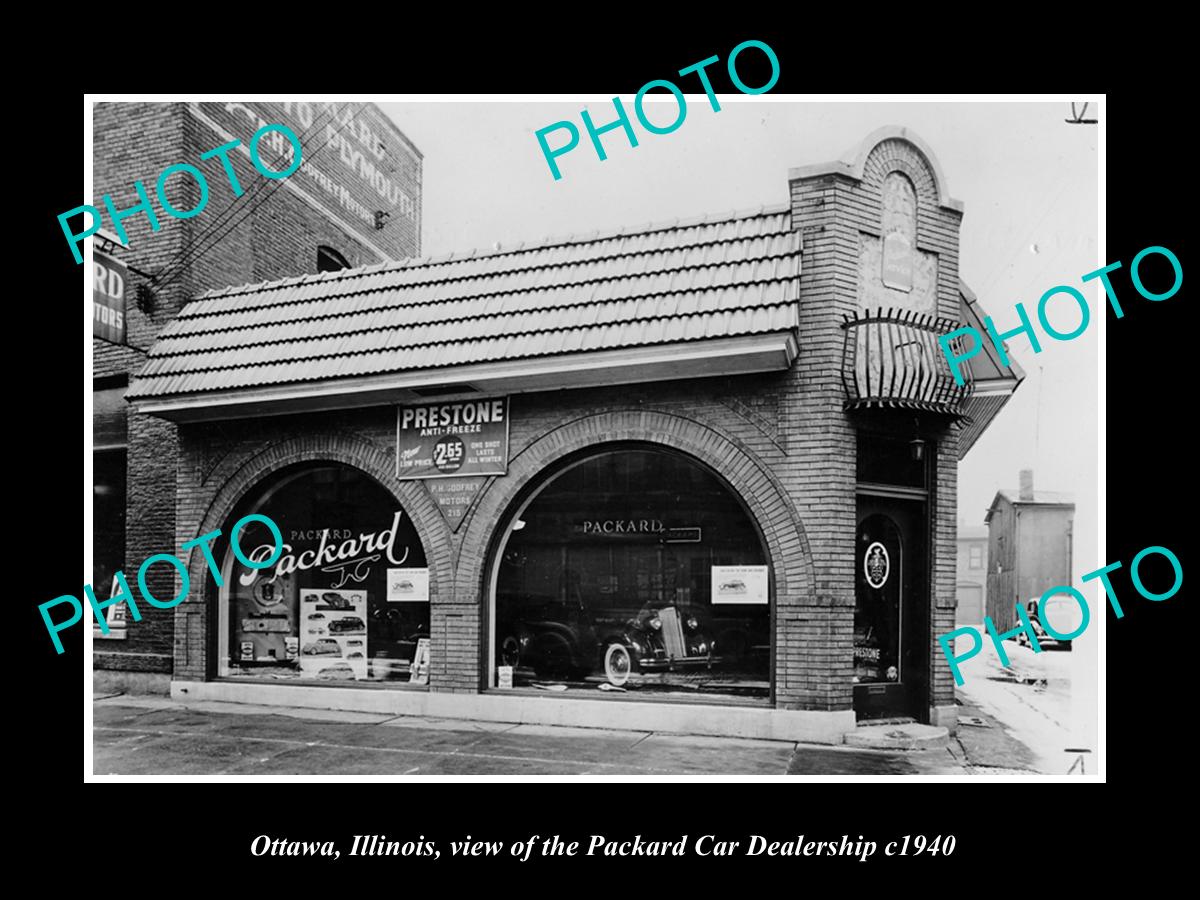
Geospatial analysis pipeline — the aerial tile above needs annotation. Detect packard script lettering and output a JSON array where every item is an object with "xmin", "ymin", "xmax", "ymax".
[{"xmin": 241, "ymin": 512, "xmax": 410, "ymax": 590}]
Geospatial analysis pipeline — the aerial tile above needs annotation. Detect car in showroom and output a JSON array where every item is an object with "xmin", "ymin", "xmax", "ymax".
[{"xmin": 498, "ymin": 600, "xmax": 720, "ymax": 687}]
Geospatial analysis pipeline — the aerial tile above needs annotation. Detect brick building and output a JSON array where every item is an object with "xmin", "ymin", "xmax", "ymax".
[
  {"xmin": 122, "ymin": 125, "xmax": 1020, "ymax": 742},
  {"xmin": 92, "ymin": 102, "xmax": 422, "ymax": 687},
  {"xmin": 955, "ymin": 525, "xmax": 988, "ymax": 626}
]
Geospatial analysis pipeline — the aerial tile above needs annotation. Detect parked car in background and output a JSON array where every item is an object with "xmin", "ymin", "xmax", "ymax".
[{"xmin": 1016, "ymin": 595, "xmax": 1079, "ymax": 650}]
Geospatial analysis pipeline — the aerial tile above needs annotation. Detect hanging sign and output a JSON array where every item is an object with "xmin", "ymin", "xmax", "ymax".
[
  {"xmin": 93, "ymin": 250, "xmax": 127, "ymax": 345},
  {"xmin": 396, "ymin": 398, "xmax": 509, "ymax": 480}
]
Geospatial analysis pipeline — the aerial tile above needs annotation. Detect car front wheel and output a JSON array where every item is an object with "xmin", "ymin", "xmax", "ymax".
[
  {"xmin": 500, "ymin": 635, "xmax": 522, "ymax": 668},
  {"xmin": 604, "ymin": 643, "xmax": 634, "ymax": 687}
]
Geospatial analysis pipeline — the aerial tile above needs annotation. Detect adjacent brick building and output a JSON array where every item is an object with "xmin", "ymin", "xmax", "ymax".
[
  {"xmin": 91, "ymin": 102, "xmax": 422, "ymax": 686},
  {"xmin": 120, "ymin": 125, "xmax": 1020, "ymax": 742}
]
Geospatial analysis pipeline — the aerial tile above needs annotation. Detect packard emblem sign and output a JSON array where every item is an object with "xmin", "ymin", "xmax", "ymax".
[{"xmin": 864, "ymin": 542, "xmax": 890, "ymax": 589}]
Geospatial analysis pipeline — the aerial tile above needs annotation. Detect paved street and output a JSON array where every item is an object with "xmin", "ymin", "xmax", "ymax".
[
  {"xmin": 93, "ymin": 695, "xmax": 1008, "ymax": 776},
  {"xmin": 953, "ymin": 634, "xmax": 1080, "ymax": 774}
]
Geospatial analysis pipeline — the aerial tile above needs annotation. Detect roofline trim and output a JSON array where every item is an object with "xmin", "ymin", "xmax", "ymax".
[
  {"xmin": 788, "ymin": 125, "xmax": 964, "ymax": 213},
  {"xmin": 131, "ymin": 332, "xmax": 799, "ymax": 421}
]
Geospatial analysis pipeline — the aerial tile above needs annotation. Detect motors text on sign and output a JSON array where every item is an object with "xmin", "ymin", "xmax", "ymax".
[{"xmin": 93, "ymin": 250, "xmax": 127, "ymax": 344}]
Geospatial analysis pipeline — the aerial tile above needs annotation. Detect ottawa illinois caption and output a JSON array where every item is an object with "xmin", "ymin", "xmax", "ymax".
[{"xmin": 251, "ymin": 833, "xmax": 955, "ymax": 861}]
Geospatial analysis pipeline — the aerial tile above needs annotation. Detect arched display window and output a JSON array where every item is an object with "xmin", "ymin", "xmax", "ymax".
[
  {"xmin": 215, "ymin": 463, "xmax": 429, "ymax": 684},
  {"xmin": 491, "ymin": 446, "xmax": 771, "ymax": 699}
]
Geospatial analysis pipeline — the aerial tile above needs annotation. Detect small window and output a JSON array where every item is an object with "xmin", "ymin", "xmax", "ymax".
[
  {"xmin": 317, "ymin": 245, "xmax": 349, "ymax": 272},
  {"xmin": 969, "ymin": 545, "xmax": 983, "ymax": 569}
]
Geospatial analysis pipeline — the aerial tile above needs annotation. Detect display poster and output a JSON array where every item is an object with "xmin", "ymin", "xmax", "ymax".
[
  {"xmin": 299, "ymin": 588, "xmax": 368, "ymax": 681},
  {"xmin": 387, "ymin": 567, "xmax": 430, "ymax": 603},
  {"xmin": 396, "ymin": 397, "xmax": 509, "ymax": 480},
  {"xmin": 711, "ymin": 565, "xmax": 769, "ymax": 605},
  {"xmin": 409, "ymin": 638, "xmax": 431, "ymax": 684},
  {"xmin": 234, "ymin": 572, "xmax": 297, "ymax": 663}
]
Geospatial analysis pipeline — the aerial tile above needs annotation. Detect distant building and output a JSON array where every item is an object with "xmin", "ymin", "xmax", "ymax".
[
  {"xmin": 984, "ymin": 470, "xmax": 1074, "ymax": 631},
  {"xmin": 955, "ymin": 524, "xmax": 988, "ymax": 626}
]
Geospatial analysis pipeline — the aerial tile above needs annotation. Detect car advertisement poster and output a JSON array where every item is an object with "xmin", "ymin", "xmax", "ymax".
[
  {"xmin": 395, "ymin": 397, "xmax": 510, "ymax": 480},
  {"xmin": 299, "ymin": 588, "xmax": 368, "ymax": 680},
  {"xmin": 711, "ymin": 565, "xmax": 769, "ymax": 605},
  {"xmin": 387, "ymin": 567, "xmax": 430, "ymax": 603}
]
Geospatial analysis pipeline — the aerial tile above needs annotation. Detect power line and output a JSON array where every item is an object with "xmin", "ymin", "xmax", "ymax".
[
  {"xmin": 152, "ymin": 103, "xmax": 363, "ymax": 294},
  {"xmin": 152, "ymin": 104, "xmax": 345, "ymax": 287}
]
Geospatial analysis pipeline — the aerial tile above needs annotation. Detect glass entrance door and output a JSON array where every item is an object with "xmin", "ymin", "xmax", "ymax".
[{"xmin": 853, "ymin": 496, "xmax": 928, "ymax": 720}]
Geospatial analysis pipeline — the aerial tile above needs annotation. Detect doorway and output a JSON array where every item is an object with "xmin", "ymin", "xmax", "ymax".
[{"xmin": 853, "ymin": 494, "xmax": 928, "ymax": 721}]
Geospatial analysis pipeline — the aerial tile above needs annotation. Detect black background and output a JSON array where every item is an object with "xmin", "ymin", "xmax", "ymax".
[{"xmin": 23, "ymin": 28, "xmax": 1187, "ymax": 880}]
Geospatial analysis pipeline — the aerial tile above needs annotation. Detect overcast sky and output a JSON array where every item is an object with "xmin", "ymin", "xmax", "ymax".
[{"xmin": 380, "ymin": 99, "xmax": 1100, "ymax": 562}]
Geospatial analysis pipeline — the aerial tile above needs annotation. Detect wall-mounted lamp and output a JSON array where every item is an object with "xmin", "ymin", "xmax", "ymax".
[{"xmin": 909, "ymin": 417, "xmax": 925, "ymax": 462}]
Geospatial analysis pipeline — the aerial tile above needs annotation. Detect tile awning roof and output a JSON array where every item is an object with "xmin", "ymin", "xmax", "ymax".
[{"xmin": 127, "ymin": 204, "xmax": 801, "ymax": 409}]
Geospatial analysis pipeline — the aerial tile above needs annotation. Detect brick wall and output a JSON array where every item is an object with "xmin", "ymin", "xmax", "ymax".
[
  {"xmin": 160, "ymin": 127, "xmax": 966, "ymax": 723},
  {"xmin": 91, "ymin": 102, "xmax": 421, "ymax": 673},
  {"xmin": 787, "ymin": 130, "xmax": 966, "ymax": 718}
]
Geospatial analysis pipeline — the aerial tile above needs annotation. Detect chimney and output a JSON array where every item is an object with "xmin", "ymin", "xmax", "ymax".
[{"xmin": 1019, "ymin": 469, "xmax": 1034, "ymax": 501}]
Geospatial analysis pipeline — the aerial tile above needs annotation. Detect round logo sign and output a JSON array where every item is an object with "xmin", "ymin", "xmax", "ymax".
[
  {"xmin": 433, "ymin": 435, "xmax": 465, "ymax": 473},
  {"xmin": 864, "ymin": 542, "xmax": 890, "ymax": 589}
]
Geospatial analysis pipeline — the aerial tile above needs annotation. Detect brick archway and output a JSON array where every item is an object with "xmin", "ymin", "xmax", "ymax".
[
  {"xmin": 452, "ymin": 409, "xmax": 815, "ymax": 692},
  {"xmin": 175, "ymin": 433, "xmax": 451, "ymax": 681}
]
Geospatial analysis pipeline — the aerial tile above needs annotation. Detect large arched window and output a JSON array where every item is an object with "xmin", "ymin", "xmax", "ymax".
[
  {"xmin": 491, "ymin": 447, "xmax": 770, "ymax": 699},
  {"xmin": 216, "ymin": 463, "xmax": 429, "ymax": 684}
]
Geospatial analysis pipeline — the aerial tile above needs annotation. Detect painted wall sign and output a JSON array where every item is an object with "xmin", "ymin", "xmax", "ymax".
[
  {"xmin": 426, "ymin": 476, "xmax": 487, "ymax": 531},
  {"xmin": 864, "ymin": 541, "xmax": 890, "ymax": 588},
  {"xmin": 396, "ymin": 398, "xmax": 509, "ymax": 480},
  {"xmin": 93, "ymin": 250, "xmax": 127, "ymax": 344},
  {"xmin": 189, "ymin": 101, "xmax": 421, "ymax": 259},
  {"xmin": 711, "ymin": 565, "xmax": 769, "ymax": 605}
]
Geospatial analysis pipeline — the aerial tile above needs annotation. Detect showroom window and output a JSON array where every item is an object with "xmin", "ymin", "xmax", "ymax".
[
  {"xmin": 492, "ymin": 447, "xmax": 770, "ymax": 699},
  {"xmin": 216, "ymin": 464, "xmax": 430, "ymax": 685}
]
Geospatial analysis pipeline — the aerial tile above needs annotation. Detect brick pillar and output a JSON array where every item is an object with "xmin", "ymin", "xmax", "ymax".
[{"xmin": 776, "ymin": 171, "xmax": 861, "ymax": 711}]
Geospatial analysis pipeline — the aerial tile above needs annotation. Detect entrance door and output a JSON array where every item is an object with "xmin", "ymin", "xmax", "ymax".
[{"xmin": 853, "ymin": 496, "xmax": 928, "ymax": 721}]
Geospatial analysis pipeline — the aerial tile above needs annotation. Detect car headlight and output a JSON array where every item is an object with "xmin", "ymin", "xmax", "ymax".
[
  {"xmin": 649, "ymin": 617, "xmax": 662, "ymax": 631},
  {"xmin": 697, "ymin": 641, "xmax": 707, "ymax": 654},
  {"xmin": 686, "ymin": 616, "xmax": 699, "ymax": 631}
]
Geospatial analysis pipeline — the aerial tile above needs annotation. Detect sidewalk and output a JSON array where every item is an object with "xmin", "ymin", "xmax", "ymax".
[{"xmin": 92, "ymin": 695, "xmax": 979, "ymax": 776}]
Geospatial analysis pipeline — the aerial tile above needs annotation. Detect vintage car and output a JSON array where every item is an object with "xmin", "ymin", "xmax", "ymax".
[
  {"xmin": 318, "ymin": 592, "xmax": 353, "ymax": 610},
  {"xmin": 498, "ymin": 600, "xmax": 719, "ymax": 687},
  {"xmin": 1016, "ymin": 596, "xmax": 1079, "ymax": 650},
  {"xmin": 301, "ymin": 638, "xmax": 342, "ymax": 657},
  {"xmin": 328, "ymin": 616, "xmax": 366, "ymax": 634},
  {"xmin": 317, "ymin": 662, "xmax": 356, "ymax": 680}
]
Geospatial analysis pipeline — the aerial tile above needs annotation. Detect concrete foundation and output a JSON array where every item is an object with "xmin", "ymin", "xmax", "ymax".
[{"xmin": 171, "ymin": 681, "xmax": 857, "ymax": 745}]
